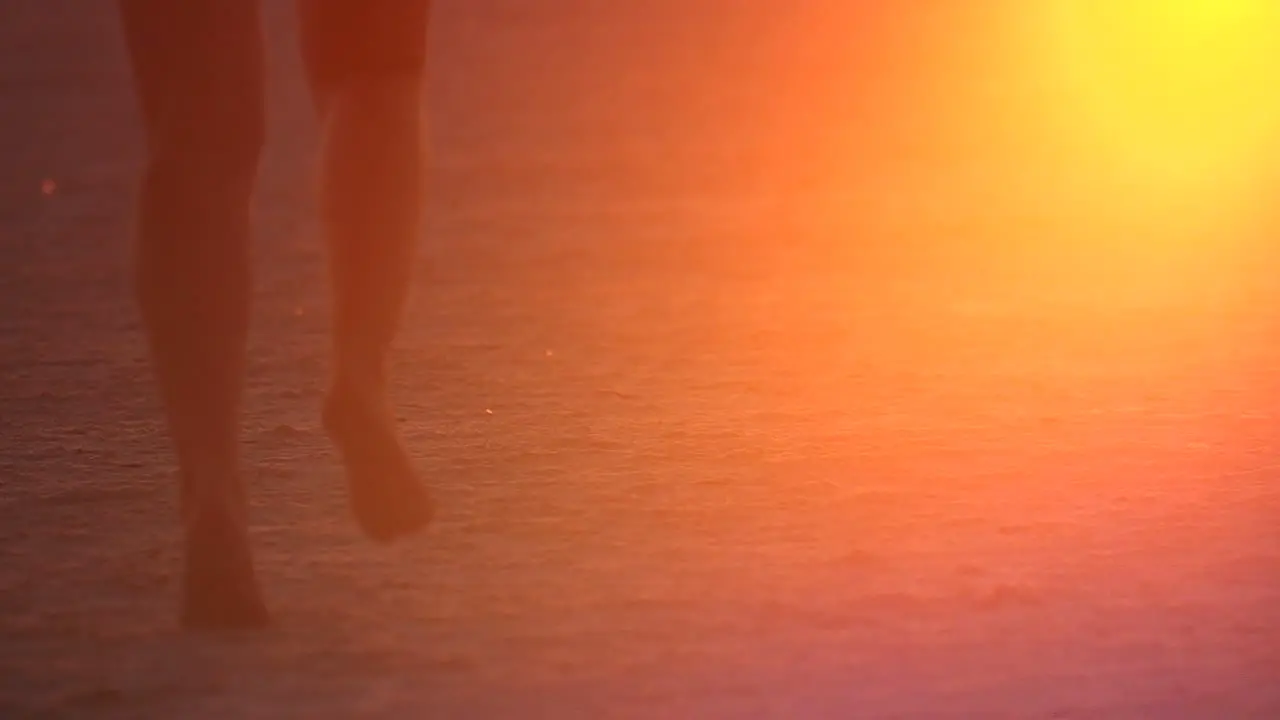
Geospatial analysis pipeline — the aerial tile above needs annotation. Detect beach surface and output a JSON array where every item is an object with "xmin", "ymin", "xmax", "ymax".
[{"xmin": 1, "ymin": 2, "xmax": 1278, "ymax": 717}]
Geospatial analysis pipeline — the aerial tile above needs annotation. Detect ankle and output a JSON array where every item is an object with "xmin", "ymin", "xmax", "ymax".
[
  {"xmin": 181, "ymin": 472, "xmax": 247, "ymax": 533},
  {"xmin": 331, "ymin": 357, "xmax": 388, "ymax": 395}
]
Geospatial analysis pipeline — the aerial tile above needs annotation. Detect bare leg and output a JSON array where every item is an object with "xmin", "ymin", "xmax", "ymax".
[
  {"xmin": 119, "ymin": 0, "xmax": 269, "ymax": 628},
  {"xmin": 299, "ymin": 1, "xmax": 433, "ymax": 541}
]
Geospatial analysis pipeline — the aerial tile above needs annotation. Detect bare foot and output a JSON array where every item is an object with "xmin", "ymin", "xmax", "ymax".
[
  {"xmin": 181, "ymin": 507, "xmax": 271, "ymax": 630},
  {"xmin": 323, "ymin": 379, "xmax": 432, "ymax": 542}
]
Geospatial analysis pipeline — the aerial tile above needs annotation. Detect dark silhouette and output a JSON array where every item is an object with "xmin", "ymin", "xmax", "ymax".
[{"xmin": 118, "ymin": 0, "xmax": 433, "ymax": 629}]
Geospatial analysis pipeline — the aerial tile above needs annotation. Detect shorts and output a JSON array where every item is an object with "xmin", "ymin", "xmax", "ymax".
[
  {"xmin": 118, "ymin": 0, "xmax": 431, "ymax": 133},
  {"xmin": 297, "ymin": 0, "xmax": 432, "ymax": 94}
]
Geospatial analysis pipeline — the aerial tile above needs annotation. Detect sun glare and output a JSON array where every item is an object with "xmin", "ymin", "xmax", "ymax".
[{"xmin": 1044, "ymin": 0, "xmax": 1280, "ymax": 192}]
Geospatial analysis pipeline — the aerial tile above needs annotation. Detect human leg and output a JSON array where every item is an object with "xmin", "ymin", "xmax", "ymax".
[
  {"xmin": 118, "ymin": 0, "xmax": 269, "ymax": 627},
  {"xmin": 297, "ymin": 0, "xmax": 433, "ymax": 542}
]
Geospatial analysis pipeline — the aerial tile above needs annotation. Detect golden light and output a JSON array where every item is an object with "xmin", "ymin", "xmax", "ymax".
[{"xmin": 1043, "ymin": 0, "xmax": 1280, "ymax": 194}]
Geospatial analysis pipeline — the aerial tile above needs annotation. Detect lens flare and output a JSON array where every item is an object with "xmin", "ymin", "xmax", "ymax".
[{"xmin": 1044, "ymin": 0, "xmax": 1280, "ymax": 190}]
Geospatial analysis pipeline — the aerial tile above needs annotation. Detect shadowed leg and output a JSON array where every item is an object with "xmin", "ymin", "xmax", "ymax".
[
  {"xmin": 119, "ymin": 0, "xmax": 269, "ymax": 628},
  {"xmin": 298, "ymin": 0, "xmax": 433, "ymax": 541}
]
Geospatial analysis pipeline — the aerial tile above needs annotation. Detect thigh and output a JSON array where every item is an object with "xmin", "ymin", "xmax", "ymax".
[
  {"xmin": 117, "ymin": 0, "xmax": 266, "ymax": 152},
  {"xmin": 297, "ymin": 0, "xmax": 431, "ymax": 105}
]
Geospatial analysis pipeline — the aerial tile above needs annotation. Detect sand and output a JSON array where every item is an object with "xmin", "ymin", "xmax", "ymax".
[{"xmin": 1, "ymin": 2, "xmax": 1278, "ymax": 718}]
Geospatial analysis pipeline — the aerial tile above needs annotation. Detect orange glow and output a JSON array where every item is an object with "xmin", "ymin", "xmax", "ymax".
[{"xmin": 1042, "ymin": 0, "xmax": 1280, "ymax": 195}]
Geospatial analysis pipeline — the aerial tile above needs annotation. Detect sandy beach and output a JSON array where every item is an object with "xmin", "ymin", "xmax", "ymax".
[{"xmin": 1, "ymin": 2, "xmax": 1278, "ymax": 717}]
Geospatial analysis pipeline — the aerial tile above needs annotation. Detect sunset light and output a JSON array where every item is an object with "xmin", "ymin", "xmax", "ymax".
[
  {"xmin": 1043, "ymin": 0, "xmax": 1280, "ymax": 192},
  {"xmin": 6, "ymin": 3, "xmax": 1279, "ymax": 716}
]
